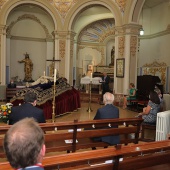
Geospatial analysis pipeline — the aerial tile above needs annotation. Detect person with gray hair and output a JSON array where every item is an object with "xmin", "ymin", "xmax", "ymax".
[
  {"xmin": 103, "ymin": 92, "xmax": 115, "ymax": 104},
  {"xmin": 3, "ymin": 118, "xmax": 45, "ymax": 170},
  {"xmin": 93, "ymin": 92, "xmax": 120, "ymax": 145}
]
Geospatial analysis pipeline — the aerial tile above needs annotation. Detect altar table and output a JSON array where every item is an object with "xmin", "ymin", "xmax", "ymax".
[{"xmin": 80, "ymin": 76, "xmax": 102, "ymax": 94}]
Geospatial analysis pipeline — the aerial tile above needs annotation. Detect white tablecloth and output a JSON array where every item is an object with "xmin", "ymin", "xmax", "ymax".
[{"xmin": 80, "ymin": 77, "xmax": 102, "ymax": 94}]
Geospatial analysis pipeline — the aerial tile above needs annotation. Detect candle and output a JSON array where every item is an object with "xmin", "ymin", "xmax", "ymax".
[
  {"xmin": 43, "ymin": 71, "xmax": 45, "ymax": 76},
  {"xmin": 90, "ymin": 72, "xmax": 92, "ymax": 81},
  {"xmin": 54, "ymin": 69, "xmax": 56, "ymax": 83}
]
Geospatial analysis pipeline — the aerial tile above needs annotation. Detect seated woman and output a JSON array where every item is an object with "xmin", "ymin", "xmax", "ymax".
[
  {"xmin": 123, "ymin": 83, "xmax": 136, "ymax": 109},
  {"xmin": 138, "ymin": 91, "xmax": 160, "ymax": 124}
]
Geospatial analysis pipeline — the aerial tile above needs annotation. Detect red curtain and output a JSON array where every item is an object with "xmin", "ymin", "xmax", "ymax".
[{"xmin": 12, "ymin": 88, "xmax": 81, "ymax": 120}]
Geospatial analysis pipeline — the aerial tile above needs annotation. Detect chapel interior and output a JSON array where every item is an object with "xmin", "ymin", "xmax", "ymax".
[
  {"xmin": 0, "ymin": 0, "xmax": 169, "ymax": 96},
  {"xmin": 0, "ymin": 0, "xmax": 170, "ymax": 169}
]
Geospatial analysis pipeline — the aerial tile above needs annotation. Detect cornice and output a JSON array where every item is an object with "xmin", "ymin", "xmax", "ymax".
[{"xmin": 140, "ymin": 26, "xmax": 170, "ymax": 39}]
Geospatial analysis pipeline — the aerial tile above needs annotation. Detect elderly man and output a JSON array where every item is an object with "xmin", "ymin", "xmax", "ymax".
[
  {"xmin": 3, "ymin": 118, "xmax": 45, "ymax": 170},
  {"xmin": 9, "ymin": 92, "xmax": 46, "ymax": 125},
  {"xmin": 93, "ymin": 92, "xmax": 120, "ymax": 145}
]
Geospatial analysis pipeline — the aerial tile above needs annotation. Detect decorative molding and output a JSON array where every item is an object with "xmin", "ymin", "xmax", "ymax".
[
  {"xmin": 130, "ymin": 36, "xmax": 137, "ymax": 57},
  {"xmin": 77, "ymin": 45, "xmax": 104, "ymax": 65},
  {"xmin": 143, "ymin": 67, "xmax": 166, "ymax": 86},
  {"xmin": 6, "ymin": 14, "xmax": 53, "ymax": 39},
  {"xmin": 9, "ymin": 36, "xmax": 50, "ymax": 42},
  {"xmin": 118, "ymin": 36, "xmax": 125, "ymax": 57},
  {"xmin": 78, "ymin": 45, "xmax": 86, "ymax": 50},
  {"xmin": 142, "ymin": 61, "xmax": 167, "ymax": 86},
  {"xmin": 68, "ymin": 32, "xmax": 76, "ymax": 59},
  {"xmin": 0, "ymin": 25, "xmax": 7, "ymax": 35},
  {"xmin": 59, "ymin": 40, "xmax": 66, "ymax": 58},
  {"xmin": 140, "ymin": 26, "xmax": 170, "ymax": 39},
  {"xmin": 99, "ymin": 29, "xmax": 115, "ymax": 42},
  {"xmin": 115, "ymin": 0, "xmax": 127, "ymax": 13},
  {"xmin": 143, "ymin": 61, "xmax": 167, "ymax": 67},
  {"xmin": 78, "ymin": 19, "xmax": 115, "ymax": 43},
  {"xmin": 0, "ymin": 0, "xmax": 8, "ymax": 10},
  {"xmin": 92, "ymin": 47, "xmax": 104, "ymax": 65},
  {"xmin": 48, "ymin": 0, "xmax": 78, "ymax": 22},
  {"xmin": 70, "ymin": 40, "xmax": 74, "ymax": 59}
]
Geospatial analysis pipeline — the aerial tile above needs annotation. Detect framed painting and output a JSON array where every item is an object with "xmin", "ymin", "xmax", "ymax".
[{"xmin": 116, "ymin": 58, "xmax": 125, "ymax": 78}]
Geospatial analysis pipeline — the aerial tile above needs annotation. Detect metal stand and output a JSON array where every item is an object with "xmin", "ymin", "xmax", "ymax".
[
  {"xmin": 87, "ymin": 81, "xmax": 93, "ymax": 112},
  {"xmin": 52, "ymin": 84, "xmax": 56, "ymax": 123}
]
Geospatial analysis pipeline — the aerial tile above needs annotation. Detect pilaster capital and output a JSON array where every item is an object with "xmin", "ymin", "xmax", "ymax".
[
  {"xmin": 0, "ymin": 25, "xmax": 7, "ymax": 35},
  {"xmin": 115, "ymin": 24, "xmax": 141, "ymax": 36},
  {"xmin": 53, "ymin": 31, "xmax": 76, "ymax": 40}
]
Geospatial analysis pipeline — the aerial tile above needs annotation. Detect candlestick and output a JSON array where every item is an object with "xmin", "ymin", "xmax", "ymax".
[
  {"xmin": 54, "ymin": 69, "xmax": 56, "ymax": 83},
  {"xmin": 52, "ymin": 84, "xmax": 56, "ymax": 123},
  {"xmin": 90, "ymin": 72, "xmax": 92, "ymax": 81},
  {"xmin": 43, "ymin": 71, "xmax": 45, "ymax": 76},
  {"xmin": 87, "ymin": 80, "xmax": 93, "ymax": 113}
]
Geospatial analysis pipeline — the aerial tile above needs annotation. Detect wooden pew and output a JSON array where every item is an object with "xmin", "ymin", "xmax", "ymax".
[
  {"xmin": 1, "ymin": 140, "xmax": 170, "ymax": 170},
  {"xmin": 0, "ymin": 118, "xmax": 143, "ymax": 159}
]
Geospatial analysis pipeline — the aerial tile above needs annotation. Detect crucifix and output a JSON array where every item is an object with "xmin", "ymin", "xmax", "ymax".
[{"xmin": 46, "ymin": 57, "xmax": 61, "ymax": 77}]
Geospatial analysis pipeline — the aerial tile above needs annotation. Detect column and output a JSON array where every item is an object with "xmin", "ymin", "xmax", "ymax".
[
  {"xmin": 114, "ymin": 24, "xmax": 140, "ymax": 94},
  {"xmin": 55, "ymin": 31, "xmax": 76, "ymax": 85},
  {"xmin": 0, "ymin": 25, "xmax": 7, "ymax": 85}
]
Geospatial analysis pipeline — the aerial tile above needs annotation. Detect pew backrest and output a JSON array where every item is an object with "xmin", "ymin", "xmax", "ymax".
[
  {"xmin": 0, "ymin": 118, "xmax": 143, "ymax": 158},
  {"xmin": 1, "ymin": 140, "xmax": 170, "ymax": 170}
]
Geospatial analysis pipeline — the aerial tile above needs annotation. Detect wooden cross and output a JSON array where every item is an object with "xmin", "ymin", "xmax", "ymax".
[
  {"xmin": 46, "ymin": 57, "xmax": 61, "ymax": 76},
  {"xmin": 46, "ymin": 57, "xmax": 61, "ymax": 62}
]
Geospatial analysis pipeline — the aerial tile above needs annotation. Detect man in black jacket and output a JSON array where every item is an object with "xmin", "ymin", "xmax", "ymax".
[
  {"xmin": 101, "ymin": 72, "xmax": 110, "ymax": 95},
  {"xmin": 9, "ymin": 92, "xmax": 46, "ymax": 125}
]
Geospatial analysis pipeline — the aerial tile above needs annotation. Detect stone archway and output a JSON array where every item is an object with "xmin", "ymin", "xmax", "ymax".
[
  {"xmin": 65, "ymin": 0, "xmax": 121, "ymax": 87},
  {"xmin": 0, "ymin": 0, "xmax": 61, "ymax": 84}
]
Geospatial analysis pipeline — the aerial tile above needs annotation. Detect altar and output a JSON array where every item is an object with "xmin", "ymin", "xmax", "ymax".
[
  {"xmin": 80, "ymin": 76, "xmax": 102, "ymax": 94},
  {"xmin": 10, "ymin": 77, "xmax": 81, "ymax": 119}
]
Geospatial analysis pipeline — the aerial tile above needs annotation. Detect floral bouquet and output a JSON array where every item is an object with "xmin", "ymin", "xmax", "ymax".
[{"xmin": 0, "ymin": 103, "xmax": 13, "ymax": 124}]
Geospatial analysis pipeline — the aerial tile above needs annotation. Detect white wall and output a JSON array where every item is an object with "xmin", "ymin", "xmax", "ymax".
[
  {"xmin": 138, "ymin": 34, "xmax": 170, "ymax": 67},
  {"xmin": 142, "ymin": 2, "xmax": 170, "ymax": 35},
  {"xmin": 7, "ymin": 10, "xmax": 54, "ymax": 36},
  {"xmin": 10, "ymin": 39, "xmax": 46, "ymax": 81},
  {"xmin": 6, "ymin": 5, "xmax": 55, "ymax": 83}
]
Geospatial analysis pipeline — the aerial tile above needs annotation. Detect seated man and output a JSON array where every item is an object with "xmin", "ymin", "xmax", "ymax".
[
  {"xmin": 9, "ymin": 92, "xmax": 46, "ymax": 125},
  {"xmin": 7, "ymin": 79, "xmax": 16, "ymax": 88},
  {"xmin": 3, "ymin": 118, "xmax": 45, "ymax": 170},
  {"xmin": 93, "ymin": 92, "xmax": 120, "ymax": 145}
]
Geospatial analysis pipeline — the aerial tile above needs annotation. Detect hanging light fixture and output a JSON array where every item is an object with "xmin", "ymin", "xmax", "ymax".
[
  {"xmin": 140, "ymin": 27, "xmax": 144, "ymax": 35},
  {"xmin": 140, "ymin": 8, "xmax": 144, "ymax": 35}
]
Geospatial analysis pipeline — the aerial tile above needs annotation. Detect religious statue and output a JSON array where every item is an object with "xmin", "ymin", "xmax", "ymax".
[
  {"xmin": 18, "ymin": 52, "xmax": 33, "ymax": 82},
  {"xmin": 109, "ymin": 46, "xmax": 115, "ymax": 66}
]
